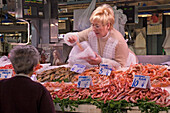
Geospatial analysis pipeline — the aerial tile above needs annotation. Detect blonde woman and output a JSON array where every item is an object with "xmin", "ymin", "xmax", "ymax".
[{"xmin": 65, "ymin": 4, "xmax": 138, "ymax": 69}]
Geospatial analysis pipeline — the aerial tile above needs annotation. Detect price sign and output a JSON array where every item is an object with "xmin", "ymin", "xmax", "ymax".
[
  {"xmin": 131, "ymin": 75, "xmax": 151, "ymax": 88},
  {"xmin": 99, "ymin": 64, "xmax": 112, "ymax": 76},
  {"xmin": 100, "ymin": 64, "xmax": 109, "ymax": 68},
  {"xmin": 77, "ymin": 76, "xmax": 92, "ymax": 88},
  {"xmin": 0, "ymin": 69, "xmax": 13, "ymax": 79},
  {"xmin": 70, "ymin": 64, "xmax": 86, "ymax": 73}
]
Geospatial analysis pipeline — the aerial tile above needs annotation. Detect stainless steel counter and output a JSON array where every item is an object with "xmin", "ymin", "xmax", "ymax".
[{"xmin": 137, "ymin": 55, "xmax": 170, "ymax": 65}]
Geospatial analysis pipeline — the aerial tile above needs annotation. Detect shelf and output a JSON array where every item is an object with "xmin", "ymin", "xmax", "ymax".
[{"xmin": 59, "ymin": 0, "xmax": 92, "ymax": 5}]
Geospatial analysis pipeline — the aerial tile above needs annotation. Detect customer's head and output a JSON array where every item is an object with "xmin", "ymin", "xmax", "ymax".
[
  {"xmin": 9, "ymin": 45, "xmax": 39, "ymax": 74},
  {"xmin": 90, "ymin": 4, "xmax": 114, "ymax": 38}
]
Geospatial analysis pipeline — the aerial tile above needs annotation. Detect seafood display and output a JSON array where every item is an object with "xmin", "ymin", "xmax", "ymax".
[
  {"xmin": 53, "ymin": 85, "xmax": 170, "ymax": 106},
  {"xmin": 0, "ymin": 64, "xmax": 43, "ymax": 76},
  {"xmin": 38, "ymin": 63, "xmax": 170, "ymax": 86},
  {"xmin": 72, "ymin": 64, "xmax": 170, "ymax": 87},
  {"xmin": 124, "ymin": 64, "xmax": 170, "ymax": 87},
  {"xmin": 43, "ymin": 64, "xmax": 170, "ymax": 108},
  {"xmin": 0, "ymin": 55, "xmax": 168, "ymax": 113},
  {"xmin": 51, "ymin": 76, "xmax": 170, "ymax": 107},
  {"xmin": 1, "ymin": 62, "xmax": 169, "ymax": 112},
  {"xmin": 37, "ymin": 67, "xmax": 78, "ymax": 82},
  {"xmin": 43, "ymin": 81, "xmax": 67, "ymax": 92}
]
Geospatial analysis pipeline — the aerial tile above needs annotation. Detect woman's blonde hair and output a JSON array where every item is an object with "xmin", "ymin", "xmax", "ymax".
[{"xmin": 90, "ymin": 4, "xmax": 114, "ymax": 30}]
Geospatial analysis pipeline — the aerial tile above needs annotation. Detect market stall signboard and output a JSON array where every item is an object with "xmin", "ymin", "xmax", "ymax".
[
  {"xmin": 15, "ymin": 0, "xmax": 44, "ymax": 19},
  {"xmin": 147, "ymin": 13, "xmax": 162, "ymax": 35}
]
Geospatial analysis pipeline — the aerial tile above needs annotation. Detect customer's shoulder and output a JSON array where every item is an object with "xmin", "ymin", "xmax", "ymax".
[
  {"xmin": 32, "ymin": 82, "xmax": 49, "ymax": 94},
  {"xmin": 0, "ymin": 79, "xmax": 6, "ymax": 84},
  {"xmin": 0, "ymin": 78, "xmax": 11, "ymax": 83},
  {"xmin": 31, "ymin": 80, "xmax": 45, "ymax": 88},
  {"xmin": 0, "ymin": 79, "xmax": 11, "ymax": 88}
]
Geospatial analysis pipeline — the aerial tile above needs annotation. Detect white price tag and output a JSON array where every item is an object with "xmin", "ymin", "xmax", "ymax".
[
  {"xmin": 77, "ymin": 76, "xmax": 92, "ymax": 88},
  {"xmin": 0, "ymin": 69, "xmax": 13, "ymax": 79},
  {"xmin": 100, "ymin": 64, "xmax": 109, "ymax": 68},
  {"xmin": 70, "ymin": 64, "xmax": 86, "ymax": 73},
  {"xmin": 131, "ymin": 75, "xmax": 151, "ymax": 89},
  {"xmin": 99, "ymin": 64, "xmax": 112, "ymax": 76}
]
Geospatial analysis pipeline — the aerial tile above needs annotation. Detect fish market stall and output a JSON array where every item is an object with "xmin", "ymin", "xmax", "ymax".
[
  {"xmin": 0, "ymin": 55, "xmax": 170, "ymax": 113},
  {"xmin": 40, "ymin": 63, "xmax": 170, "ymax": 113}
]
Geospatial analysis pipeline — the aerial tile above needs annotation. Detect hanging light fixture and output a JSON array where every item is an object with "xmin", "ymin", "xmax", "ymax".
[
  {"xmin": 163, "ymin": 11, "xmax": 170, "ymax": 15},
  {"xmin": 138, "ymin": 12, "xmax": 152, "ymax": 17}
]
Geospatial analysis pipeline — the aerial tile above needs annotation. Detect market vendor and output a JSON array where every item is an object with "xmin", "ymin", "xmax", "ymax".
[
  {"xmin": 64, "ymin": 4, "xmax": 138, "ymax": 69},
  {"xmin": 0, "ymin": 45, "xmax": 56, "ymax": 113}
]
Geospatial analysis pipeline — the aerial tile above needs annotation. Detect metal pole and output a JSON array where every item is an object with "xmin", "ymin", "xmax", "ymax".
[{"xmin": 0, "ymin": 8, "xmax": 2, "ymax": 25}]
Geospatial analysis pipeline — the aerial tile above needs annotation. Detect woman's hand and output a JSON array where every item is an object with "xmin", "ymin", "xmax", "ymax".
[
  {"xmin": 67, "ymin": 35, "xmax": 78, "ymax": 44},
  {"xmin": 82, "ymin": 52, "xmax": 102, "ymax": 65}
]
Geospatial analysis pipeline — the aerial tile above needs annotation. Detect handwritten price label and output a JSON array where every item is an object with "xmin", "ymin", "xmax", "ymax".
[
  {"xmin": 0, "ymin": 69, "xmax": 13, "ymax": 79},
  {"xmin": 131, "ymin": 75, "xmax": 151, "ymax": 89},
  {"xmin": 99, "ymin": 64, "xmax": 112, "ymax": 76},
  {"xmin": 77, "ymin": 76, "xmax": 92, "ymax": 88},
  {"xmin": 70, "ymin": 64, "xmax": 86, "ymax": 73}
]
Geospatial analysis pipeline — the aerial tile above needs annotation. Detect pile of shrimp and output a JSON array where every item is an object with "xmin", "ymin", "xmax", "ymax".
[
  {"xmin": 44, "ymin": 64, "xmax": 170, "ymax": 106},
  {"xmin": 122, "ymin": 64, "xmax": 170, "ymax": 87}
]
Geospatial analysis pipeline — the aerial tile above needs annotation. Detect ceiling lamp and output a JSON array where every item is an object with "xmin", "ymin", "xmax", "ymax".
[
  {"xmin": 138, "ymin": 12, "xmax": 152, "ymax": 17},
  {"xmin": 163, "ymin": 11, "xmax": 170, "ymax": 15}
]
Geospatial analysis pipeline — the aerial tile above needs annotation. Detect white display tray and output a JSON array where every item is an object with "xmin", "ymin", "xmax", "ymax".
[
  {"xmin": 55, "ymin": 104, "xmax": 170, "ymax": 113},
  {"xmin": 36, "ymin": 64, "xmax": 69, "ymax": 74},
  {"xmin": 55, "ymin": 104, "xmax": 101, "ymax": 113}
]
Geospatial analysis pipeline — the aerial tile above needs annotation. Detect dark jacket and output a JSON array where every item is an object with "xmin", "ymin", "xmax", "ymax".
[{"xmin": 0, "ymin": 75, "xmax": 56, "ymax": 113}]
